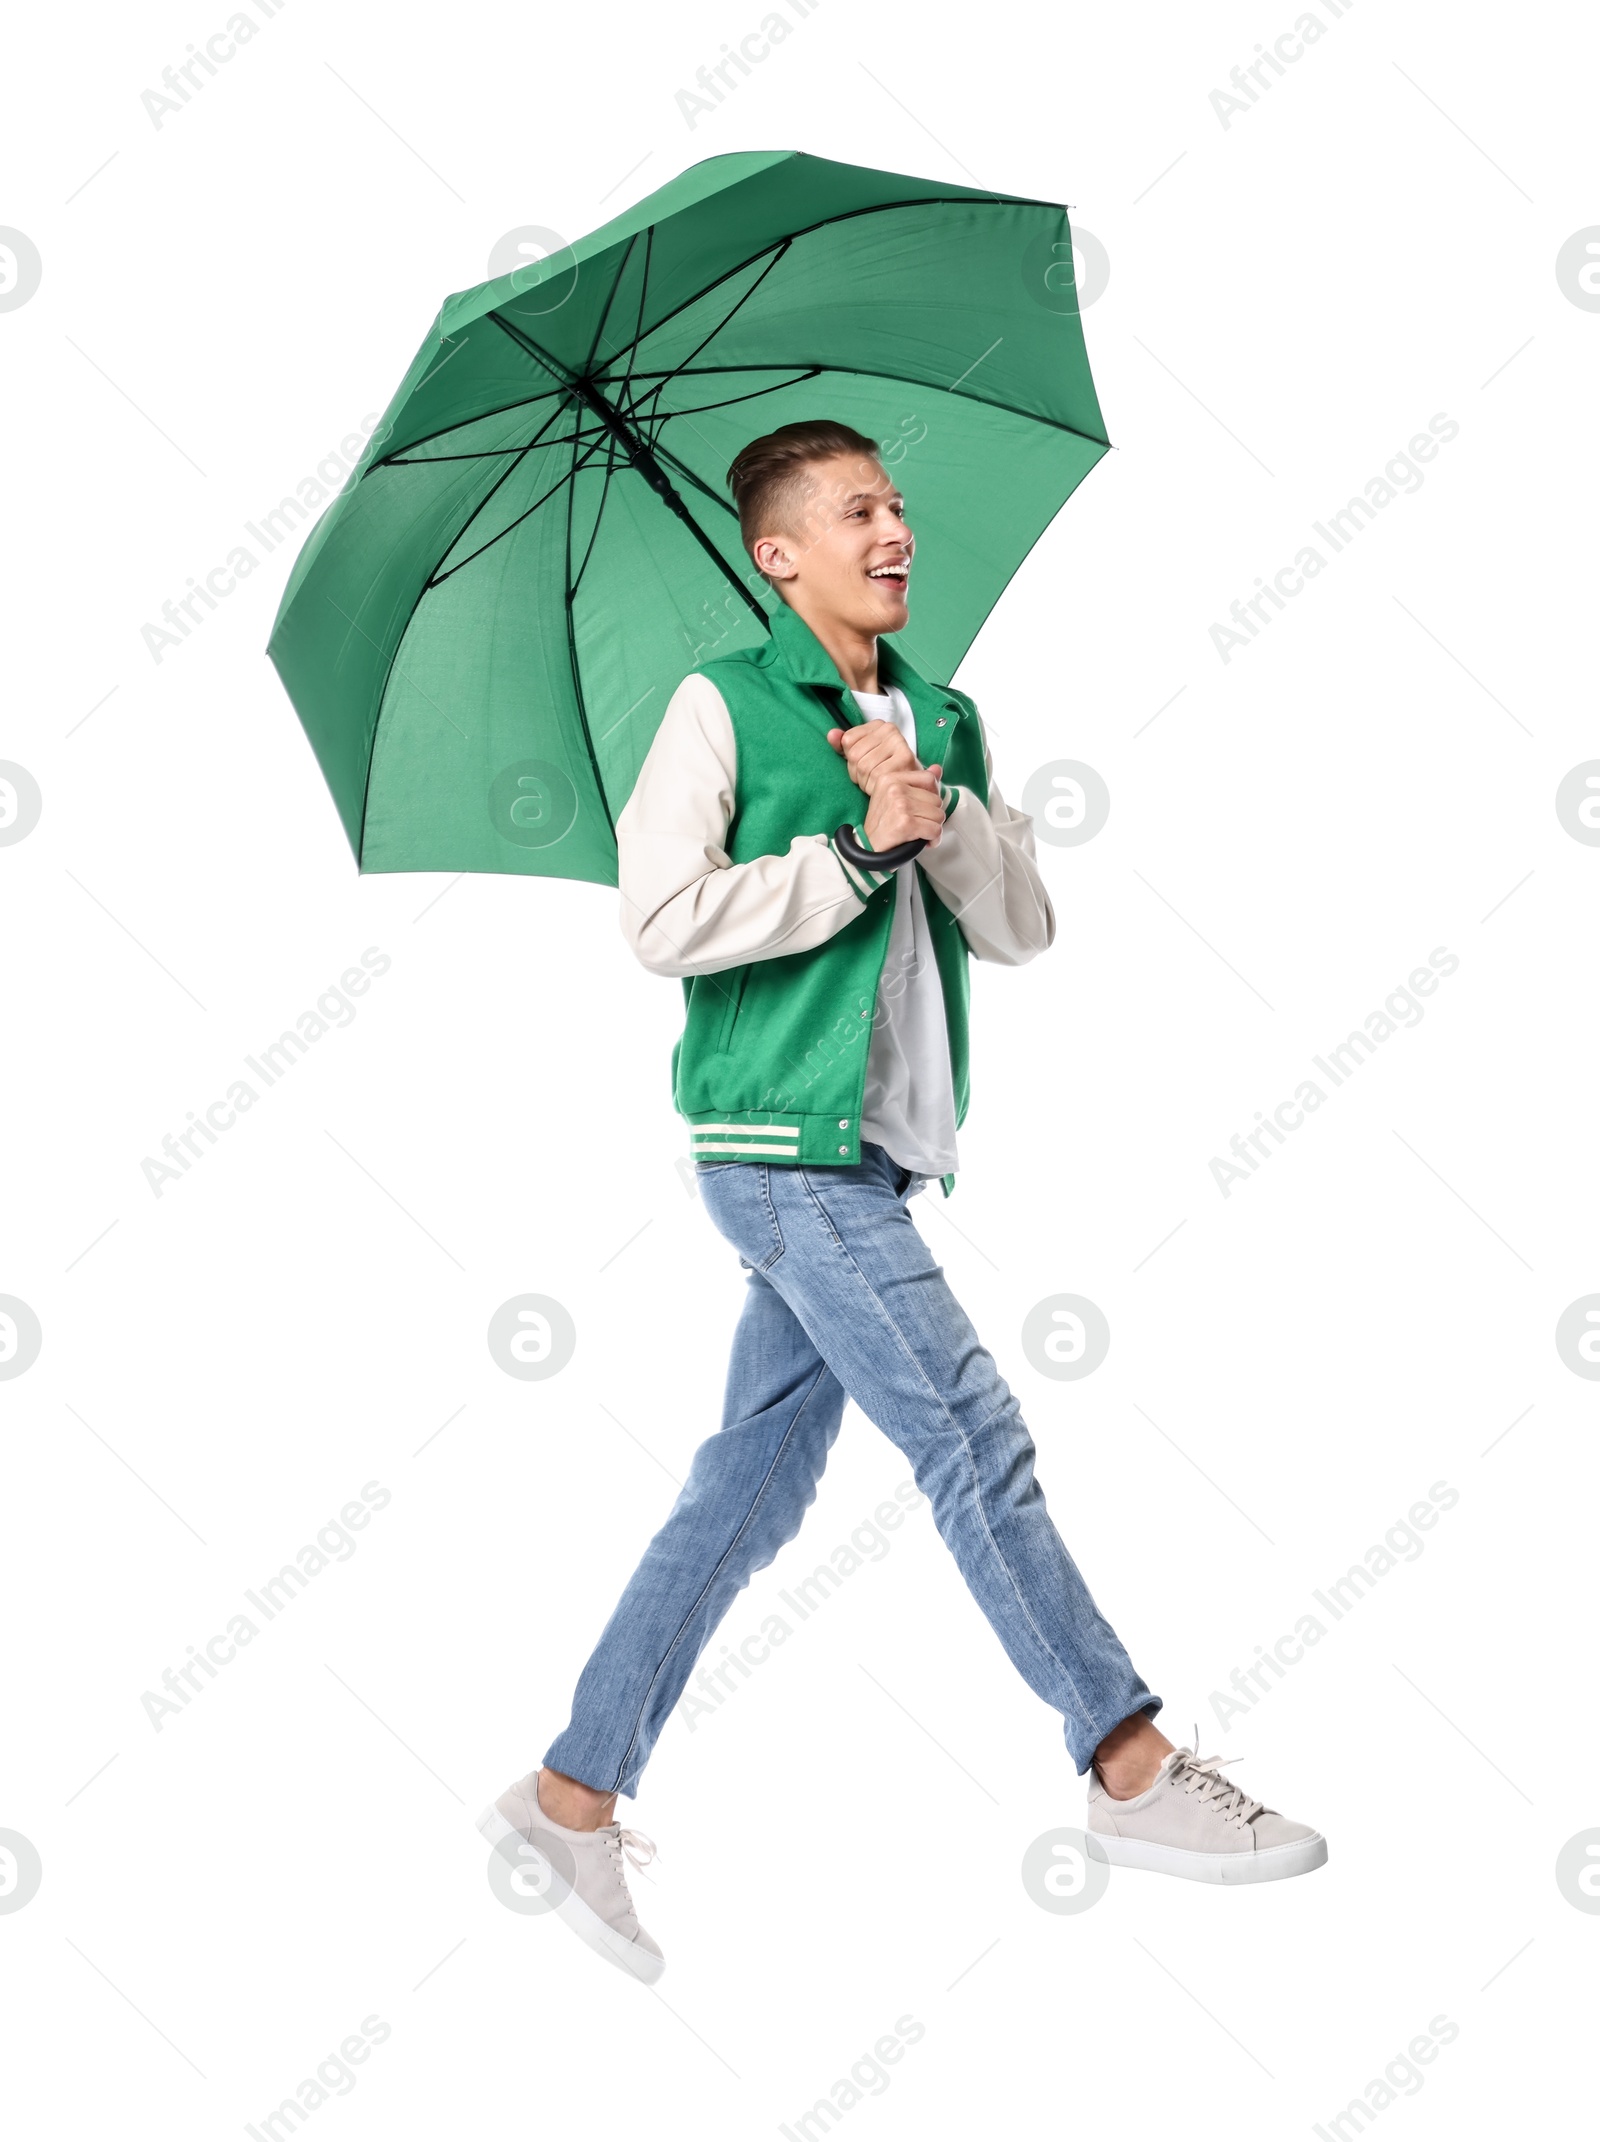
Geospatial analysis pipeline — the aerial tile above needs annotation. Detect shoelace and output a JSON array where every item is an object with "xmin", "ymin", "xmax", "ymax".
[
  {"xmin": 1168, "ymin": 1729, "xmax": 1265, "ymax": 1829},
  {"xmin": 601, "ymin": 1824, "xmax": 658, "ymax": 1896}
]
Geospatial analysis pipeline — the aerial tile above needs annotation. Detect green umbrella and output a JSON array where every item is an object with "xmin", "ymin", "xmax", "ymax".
[{"xmin": 266, "ymin": 148, "xmax": 1109, "ymax": 884}]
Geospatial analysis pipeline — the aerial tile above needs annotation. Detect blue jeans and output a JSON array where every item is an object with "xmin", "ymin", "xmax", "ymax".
[{"xmin": 542, "ymin": 1142, "xmax": 1160, "ymax": 1794}]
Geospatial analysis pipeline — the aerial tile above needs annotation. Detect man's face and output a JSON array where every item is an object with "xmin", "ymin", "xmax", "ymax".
[{"xmin": 758, "ymin": 452, "xmax": 913, "ymax": 633}]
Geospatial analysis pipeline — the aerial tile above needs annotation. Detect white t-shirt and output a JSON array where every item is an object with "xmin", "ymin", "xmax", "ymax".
[{"xmin": 851, "ymin": 685, "xmax": 959, "ymax": 1178}]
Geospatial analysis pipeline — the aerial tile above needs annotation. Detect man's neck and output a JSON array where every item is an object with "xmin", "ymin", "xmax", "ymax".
[{"xmin": 786, "ymin": 599, "xmax": 880, "ymax": 695}]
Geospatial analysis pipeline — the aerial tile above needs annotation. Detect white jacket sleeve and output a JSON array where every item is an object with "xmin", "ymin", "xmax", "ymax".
[
  {"xmin": 915, "ymin": 724, "xmax": 1056, "ymax": 966},
  {"xmin": 616, "ymin": 672, "xmax": 876, "ymax": 978}
]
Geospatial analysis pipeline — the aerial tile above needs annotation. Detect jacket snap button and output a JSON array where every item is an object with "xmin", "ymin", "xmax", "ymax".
[
  {"xmin": 838, "ymin": 1145, "xmax": 849, "ymax": 1155},
  {"xmin": 936, "ymin": 717, "xmax": 947, "ymax": 727},
  {"xmin": 838, "ymin": 1119, "xmax": 849, "ymax": 1129}
]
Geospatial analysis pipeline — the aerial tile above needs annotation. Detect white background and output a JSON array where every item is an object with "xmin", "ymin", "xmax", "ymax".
[{"xmin": 3, "ymin": 0, "xmax": 1597, "ymax": 2134}]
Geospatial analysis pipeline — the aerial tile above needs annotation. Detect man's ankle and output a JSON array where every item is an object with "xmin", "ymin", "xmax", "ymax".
[
  {"xmin": 1096, "ymin": 1766, "xmax": 1156, "ymax": 1802},
  {"xmin": 535, "ymin": 1766, "xmax": 617, "ymax": 1832},
  {"xmin": 1092, "ymin": 1713, "xmax": 1174, "ymax": 1800}
]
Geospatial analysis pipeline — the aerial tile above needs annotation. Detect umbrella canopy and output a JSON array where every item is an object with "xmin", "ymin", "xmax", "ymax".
[{"xmin": 266, "ymin": 148, "xmax": 1109, "ymax": 884}]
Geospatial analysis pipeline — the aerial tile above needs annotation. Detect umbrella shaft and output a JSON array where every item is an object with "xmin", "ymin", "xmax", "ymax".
[
  {"xmin": 571, "ymin": 375, "xmax": 768, "ymax": 625},
  {"xmin": 573, "ymin": 375, "xmax": 677, "ymax": 506}
]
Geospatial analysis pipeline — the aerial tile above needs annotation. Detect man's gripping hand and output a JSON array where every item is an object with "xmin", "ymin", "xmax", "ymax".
[
  {"xmin": 828, "ymin": 720, "xmax": 945, "ymax": 852},
  {"xmin": 863, "ymin": 764, "xmax": 946, "ymax": 850},
  {"xmin": 826, "ymin": 718, "xmax": 918, "ymax": 797}
]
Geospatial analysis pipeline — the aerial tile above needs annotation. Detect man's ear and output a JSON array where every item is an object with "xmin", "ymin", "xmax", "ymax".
[{"xmin": 752, "ymin": 533, "xmax": 796, "ymax": 584}]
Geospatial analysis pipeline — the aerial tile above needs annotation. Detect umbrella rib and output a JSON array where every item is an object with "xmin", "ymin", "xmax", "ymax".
[
  {"xmin": 621, "ymin": 369, "xmax": 824, "ymax": 425},
  {"xmin": 384, "ymin": 430, "xmax": 601, "ymax": 465},
  {"xmin": 803, "ymin": 357, "xmax": 1110, "ymax": 446},
  {"xmin": 421, "ymin": 397, "xmax": 601, "ymax": 585},
  {"xmin": 563, "ymin": 414, "xmax": 617, "ymax": 846},
  {"xmin": 602, "ymin": 362, "xmax": 837, "ymax": 381},
  {"xmin": 386, "ymin": 392, "xmax": 586, "ymax": 564},
  {"xmin": 488, "ymin": 307, "xmax": 584, "ymax": 384},
  {"xmin": 618, "ymin": 242, "xmax": 793, "ymax": 428},
  {"xmin": 568, "ymin": 423, "xmax": 623, "ymax": 600},
  {"xmin": 428, "ymin": 421, "xmax": 616, "ymax": 587},
  {"xmin": 584, "ymin": 227, "xmax": 643, "ymax": 380},
  {"xmin": 602, "ymin": 220, "xmax": 657, "ymax": 424},
  {"xmin": 486, "ymin": 309, "xmax": 578, "ymax": 389},
  {"xmin": 626, "ymin": 223, "xmax": 656, "ymax": 376},
  {"xmin": 366, "ymin": 383, "xmax": 569, "ymax": 468}
]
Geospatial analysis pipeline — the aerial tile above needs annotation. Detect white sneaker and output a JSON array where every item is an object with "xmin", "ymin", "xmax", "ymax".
[
  {"xmin": 1086, "ymin": 1736, "xmax": 1327, "ymax": 1885},
  {"xmin": 477, "ymin": 1768, "xmax": 666, "ymax": 1982}
]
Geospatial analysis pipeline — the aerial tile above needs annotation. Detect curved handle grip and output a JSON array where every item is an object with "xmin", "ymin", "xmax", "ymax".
[{"xmin": 833, "ymin": 823, "xmax": 927, "ymax": 874}]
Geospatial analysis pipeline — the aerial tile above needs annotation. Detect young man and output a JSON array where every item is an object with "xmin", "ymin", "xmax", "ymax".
[{"xmin": 479, "ymin": 421, "xmax": 1326, "ymax": 1981}]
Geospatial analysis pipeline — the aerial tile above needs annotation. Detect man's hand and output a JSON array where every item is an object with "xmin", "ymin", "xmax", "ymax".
[
  {"xmin": 864, "ymin": 764, "xmax": 946, "ymax": 851},
  {"xmin": 827, "ymin": 719, "xmax": 919, "ymax": 798}
]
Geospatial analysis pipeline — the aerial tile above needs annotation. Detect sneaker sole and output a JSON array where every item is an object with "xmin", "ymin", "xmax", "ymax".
[
  {"xmin": 1084, "ymin": 1829, "xmax": 1328, "ymax": 1885},
  {"xmin": 475, "ymin": 1804, "xmax": 666, "ymax": 1983}
]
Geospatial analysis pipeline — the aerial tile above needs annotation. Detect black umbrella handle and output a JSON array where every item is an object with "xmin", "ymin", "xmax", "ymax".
[{"xmin": 834, "ymin": 823, "xmax": 927, "ymax": 874}]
